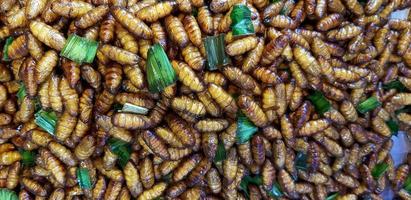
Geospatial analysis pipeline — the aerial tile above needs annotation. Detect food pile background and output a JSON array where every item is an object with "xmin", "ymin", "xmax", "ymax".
[{"xmin": 0, "ymin": 0, "xmax": 411, "ymax": 199}]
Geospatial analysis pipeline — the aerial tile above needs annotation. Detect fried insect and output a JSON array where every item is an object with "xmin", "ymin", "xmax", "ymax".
[
  {"xmin": 100, "ymin": 45, "xmax": 140, "ymax": 65},
  {"xmin": 165, "ymin": 15, "xmax": 189, "ymax": 48},
  {"xmin": 183, "ymin": 15, "xmax": 203, "ymax": 47},
  {"xmin": 29, "ymin": 21, "xmax": 66, "ymax": 51},
  {"xmin": 136, "ymin": 1, "xmax": 176, "ymax": 22},
  {"xmin": 111, "ymin": 6, "xmax": 152, "ymax": 39},
  {"xmin": 171, "ymin": 60, "xmax": 204, "ymax": 92},
  {"xmin": 222, "ymin": 66, "xmax": 261, "ymax": 95},
  {"xmin": 226, "ymin": 36, "xmax": 258, "ymax": 56}
]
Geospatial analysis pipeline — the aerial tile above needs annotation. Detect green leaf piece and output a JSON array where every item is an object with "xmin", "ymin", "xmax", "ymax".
[
  {"xmin": 279, "ymin": 8, "xmax": 288, "ymax": 15},
  {"xmin": 326, "ymin": 192, "xmax": 339, "ymax": 200},
  {"xmin": 308, "ymin": 90, "xmax": 331, "ymax": 115},
  {"xmin": 383, "ymin": 80, "xmax": 407, "ymax": 92},
  {"xmin": 270, "ymin": 0, "xmax": 281, "ymax": 2},
  {"xmin": 236, "ymin": 111, "xmax": 258, "ymax": 144},
  {"xmin": 120, "ymin": 103, "xmax": 149, "ymax": 115},
  {"xmin": 230, "ymin": 4, "xmax": 254, "ymax": 37},
  {"xmin": 113, "ymin": 103, "xmax": 123, "ymax": 111},
  {"xmin": 146, "ymin": 43, "xmax": 177, "ymax": 93},
  {"xmin": 60, "ymin": 34, "xmax": 98, "ymax": 64},
  {"xmin": 267, "ymin": 182, "xmax": 283, "ymax": 198},
  {"xmin": 116, "ymin": 145, "xmax": 131, "ymax": 168},
  {"xmin": 204, "ymin": 34, "xmax": 230, "ymax": 71},
  {"xmin": 0, "ymin": 188, "xmax": 18, "ymax": 200},
  {"xmin": 2, "ymin": 37, "xmax": 13, "ymax": 61},
  {"xmin": 295, "ymin": 152, "xmax": 307, "ymax": 171},
  {"xmin": 34, "ymin": 97, "xmax": 41, "ymax": 112},
  {"xmin": 34, "ymin": 110, "xmax": 58, "ymax": 135},
  {"xmin": 386, "ymin": 119, "xmax": 399, "ymax": 136},
  {"xmin": 16, "ymin": 82, "xmax": 26, "ymax": 104},
  {"xmin": 356, "ymin": 96, "xmax": 381, "ymax": 114},
  {"xmin": 108, "ymin": 138, "xmax": 131, "ymax": 168},
  {"xmin": 371, "ymin": 163, "xmax": 389, "ymax": 179},
  {"xmin": 19, "ymin": 150, "xmax": 35, "ymax": 167},
  {"xmin": 162, "ymin": 173, "xmax": 173, "ymax": 183},
  {"xmin": 395, "ymin": 105, "xmax": 411, "ymax": 115},
  {"xmin": 239, "ymin": 175, "xmax": 263, "ymax": 199},
  {"xmin": 403, "ymin": 174, "xmax": 411, "ymax": 193},
  {"xmin": 214, "ymin": 140, "xmax": 227, "ymax": 163},
  {"xmin": 77, "ymin": 168, "xmax": 92, "ymax": 189},
  {"xmin": 192, "ymin": 7, "xmax": 198, "ymax": 17}
]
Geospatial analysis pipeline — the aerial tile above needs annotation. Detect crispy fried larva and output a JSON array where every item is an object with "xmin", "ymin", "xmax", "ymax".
[
  {"xmin": 51, "ymin": 0, "xmax": 94, "ymax": 18},
  {"xmin": 7, "ymin": 34, "xmax": 28, "ymax": 60},
  {"xmin": 165, "ymin": 15, "xmax": 190, "ymax": 48},
  {"xmin": 100, "ymin": 44, "xmax": 140, "ymax": 65},
  {"xmin": 111, "ymin": 6, "xmax": 152, "ymax": 39},
  {"xmin": 75, "ymin": 5, "xmax": 109, "ymax": 29},
  {"xmin": 222, "ymin": 66, "xmax": 261, "ymax": 95},
  {"xmin": 182, "ymin": 45, "xmax": 205, "ymax": 71},
  {"xmin": 171, "ymin": 60, "xmax": 204, "ymax": 92},
  {"xmin": 21, "ymin": 178, "xmax": 47, "ymax": 196},
  {"xmin": 172, "ymin": 96, "xmax": 206, "ymax": 117},
  {"xmin": 298, "ymin": 119, "xmax": 330, "ymax": 136},
  {"xmin": 195, "ymin": 118, "xmax": 229, "ymax": 132},
  {"xmin": 225, "ymin": 36, "xmax": 258, "ymax": 56},
  {"xmin": 29, "ymin": 21, "xmax": 66, "ymax": 51},
  {"xmin": 40, "ymin": 148, "xmax": 66, "ymax": 185},
  {"xmin": 74, "ymin": 135, "xmax": 95, "ymax": 160},
  {"xmin": 35, "ymin": 50, "xmax": 58, "ymax": 84},
  {"xmin": 136, "ymin": 1, "xmax": 176, "ymax": 22},
  {"xmin": 198, "ymin": 6, "xmax": 214, "ymax": 35},
  {"xmin": 293, "ymin": 45, "xmax": 321, "ymax": 76},
  {"xmin": 183, "ymin": 15, "xmax": 202, "ymax": 47}
]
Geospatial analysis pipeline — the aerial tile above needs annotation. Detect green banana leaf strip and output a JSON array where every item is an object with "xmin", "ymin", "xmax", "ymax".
[
  {"xmin": 371, "ymin": 163, "xmax": 389, "ymax": 179},
  {"xmin": 395, "ymin": 105, "xmax": 411, "ymax": 115},
  {"xmin": 214, "ymin": 140, "xmax": 226, "ymax": 162},
  {"xmin": 116, "ymin": 145, "xmax": 131, "ymax": 168},
  {"xmin": 60, "ymin": 34, "xmax": 98, "ymax": 64},
  {"xmin": 146, "ymin": 43, "xmax": 177, "ymax": 93},
  {"xmin": 239, "ymin": 175, "xmax": 263, "ymax": 199},
  {"xmin": 108, "ymin": 137, "xmax": 129, "ymax": 152},
  {"xmin": 204, "ymin": 34, "xmax": 230, "ymax": 71},
  {"xmin": 386, "ymin": 119, "xmax": 399, "ymax": 136},
  {"xmin": 121, "ymin": 103, "xmax": 149, "ymax": 115},
  {"xmin": 356, "ymin": 96, "xmax": 381, "ymax": 114},
  {"xmin": 16, "ymin": 82, "xmax": 26, "ymax": 104},
  {"xmin": 231, "ymin": 4, "xmax": 251, "ymax": 24},
  {"xmin": 162, "ymin": 173, "xmax": 173, "ymax": 183},
  {"xmin": 403, "ymin": 174, "xmax": 411, "ymax": 193},
  {"xmin": 308, "ymin": 90, "xmax": 331, "ymax": 115},
  {"xmin": 34, "ymin": 110, "xmax": 58, "ymax": 135},
  {"xmin": 192, "ymin": 7, "xmax": 198, "ymax": 17},
  {"xmin": 0, "ymin": 188, "xmax": 18, "ymax": 200},
  {"xmin": 236, "ymin": 111, "xmax": 258, "ymax": 144},
  {"xmin": 267, "ymin": 182, "xmax": 283, "ymax": 198},
  {"xmin": 77, "ymin": 168, "xmax": 92, "ymax": 189},
  {"xmin": 2, "ymin": 37, "xmax": 13, "ymax": 61},
  {"xmin": 108, "ymin": 137, "xmax": 131, "ymax": 168},
  {"xmin": 19, "ymin": 150, "xmax": 35, "ymax": 167},
  {"xmin": 295, "ymin": 152, "xmax": 307, "ymax": 171},
  {"xmin": 383, "ymin": 80, "xmax": 407, "ymax": 92},
  {"xmin": 230, "ymin": 4, "xmax": 254, "ymax": 37},
  {"xmin": 232, "ymin": 20, "xmax": 255, "ymax": 37},
  {"xmin": 326, "ymin": 192, "xmax": 339, "ymax": 200},
  {"xmin": 270, "ymin": 0, "xmax": 281, "ymax": 2},
  {"xmin": 279, "ymin": 8, "xmax": 288, "ymax": 15},
  {"xmin": 112, "ymin": 103, "xmax": 123, "ymax": 111}
]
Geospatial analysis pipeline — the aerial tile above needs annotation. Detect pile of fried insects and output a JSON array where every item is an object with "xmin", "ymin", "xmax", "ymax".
[{"xmin": 1, "ymin": 0, "xmax": 411, "ymax": 199}]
